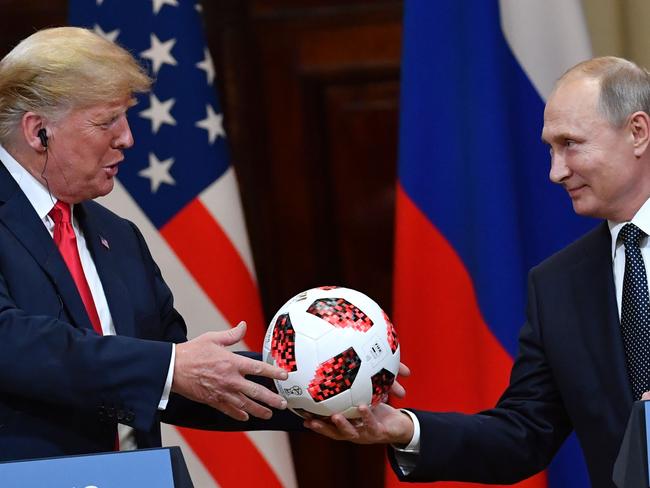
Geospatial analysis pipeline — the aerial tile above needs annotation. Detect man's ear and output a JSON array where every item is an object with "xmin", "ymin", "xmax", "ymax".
[
  {"xmin": 21, "ymin": 112, "xmax": 47, "ymax": 152},
  {"xmin": 630, "ymin": 111, "xmax": 650, "ymax": 157}
]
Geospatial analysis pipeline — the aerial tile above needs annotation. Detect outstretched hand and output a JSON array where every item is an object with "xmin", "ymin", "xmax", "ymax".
[
  {"xmin": 172, "ymin": 321, "xmax": 288, "ymax": 421},
  {"xmin": 305, "ymin": 361, "xmax": 413, "ymax": 445},
  {"xmin": 304, "ymin": 403, "xmax": 414, "ymax": 445}
]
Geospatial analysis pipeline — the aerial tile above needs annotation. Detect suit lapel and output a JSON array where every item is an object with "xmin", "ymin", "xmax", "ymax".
[
  {"xmin": 0, "ymin": 162, "xmax": 95, "ymax": 332},
  {"xmin": 572, "ymin": 222, "xmax": 633, "ymax": 414},
  {"xmin": 76, "ymin": 202, "xmax": 136, "ymax": 338}
]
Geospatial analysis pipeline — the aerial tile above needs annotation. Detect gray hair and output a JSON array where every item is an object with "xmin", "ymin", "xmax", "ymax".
[{"xmin": 560, "ymin": 56, "xmax": 650, "ymax": 127}]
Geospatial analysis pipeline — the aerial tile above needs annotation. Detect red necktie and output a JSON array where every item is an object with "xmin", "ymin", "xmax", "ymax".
[
  {"xmin": 49, "ymin": 202, "xmax": 119, "ymax": 450},
  {"xmin": 49, "ymin": 201, "xmax": 103, "ymax": 336}
]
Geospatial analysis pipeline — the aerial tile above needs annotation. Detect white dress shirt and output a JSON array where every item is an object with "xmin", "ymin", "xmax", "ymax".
[{"xmin": 0, "ymin": 144, "xmax": 175, "ymax": 449}]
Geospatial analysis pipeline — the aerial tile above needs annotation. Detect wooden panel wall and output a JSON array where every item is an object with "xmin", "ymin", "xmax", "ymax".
[
  {"xmin": 203, "ymin": 4, "xmax": 402, "ymax": 481},
  {"xmin": 2, "ymin": 1, "xmax": 403, "ymax": 485}
]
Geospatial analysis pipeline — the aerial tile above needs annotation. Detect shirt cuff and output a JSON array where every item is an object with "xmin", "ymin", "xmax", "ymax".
[
  {"xmin": 391, "ymin": 409, "xmax": 421, "ymax": 476},
  {"xmin": 394, "ymin": 409, "xmax": 420, "ymax": 452},
  {"xmin": 158, "ymin": 343, "xmax": 175, "ymax": 410}
]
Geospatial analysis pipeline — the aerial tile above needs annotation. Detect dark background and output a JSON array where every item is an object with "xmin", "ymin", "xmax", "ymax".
[{"xmin": 0, "ymin": 0, "xmax": 404, "ymax": 486}]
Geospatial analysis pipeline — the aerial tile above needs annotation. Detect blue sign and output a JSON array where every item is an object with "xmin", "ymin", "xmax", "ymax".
[{"xmin": 0, "ymin": 449, "xmax": 175, "ymax": 488}]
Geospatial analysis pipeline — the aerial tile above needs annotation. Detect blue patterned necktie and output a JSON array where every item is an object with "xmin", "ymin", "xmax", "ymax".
[{"xmin": 620, "ymin": 223, "xmax": 650, "ymax": 400}]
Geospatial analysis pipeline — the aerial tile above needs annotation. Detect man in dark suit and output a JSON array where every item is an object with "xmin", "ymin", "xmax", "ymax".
[
  {"xmin": 0, "ymin": 26, "xmax": 299, "ymax": 461},
  {"xmin": 306, "ymin": 56, "xmax": 650, "ymax": 488}
]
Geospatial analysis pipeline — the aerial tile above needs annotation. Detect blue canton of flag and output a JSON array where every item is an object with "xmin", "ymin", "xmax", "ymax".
[{"xmin": 70, "ymin": 0, "xmax": 225, "ymax": 229}]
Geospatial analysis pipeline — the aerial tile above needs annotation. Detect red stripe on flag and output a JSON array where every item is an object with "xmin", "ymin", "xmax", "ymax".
[
  {"xmin": 178, "ymin": 428, "xmax": 283, "ymax": 487},
  {"xmin": 161, "ymin": 199, "xmax": 266, "ymax": 348},
  {"xmin": 161, "ymin": 200, "xmax": 280, "ymax": 486},
  {"xmin": 385, "ymin": 186, "xmax": 547, "ymax": 488}
]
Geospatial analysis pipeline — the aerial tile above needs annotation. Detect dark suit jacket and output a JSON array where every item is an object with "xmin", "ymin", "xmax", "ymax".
[
  {"xmin": 0, "ymin": 162, "xmax": 298, "ymax": 462},
  {"xmin": 389, "ymin": 222, "xmax": 633, "ymax": 488}
]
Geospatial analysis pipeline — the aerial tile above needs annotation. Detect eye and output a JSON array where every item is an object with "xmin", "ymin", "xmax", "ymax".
[{"xmin": 565, "ymin": 139, "xmax": 576, "ymax": 148}]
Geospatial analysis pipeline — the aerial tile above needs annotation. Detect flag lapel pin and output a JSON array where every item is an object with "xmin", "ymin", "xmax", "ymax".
[{"xmin": 100, "ymin": 236, "xmax": 110, "ymax": 250}]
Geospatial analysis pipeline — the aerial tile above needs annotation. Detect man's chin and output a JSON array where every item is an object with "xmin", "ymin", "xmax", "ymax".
[
  {"xmin": 90, "ymin": 180, "xmax": 116, "ymax": 200},
  {"xmin": 571, "ymin": 200, "xmax": 607, "ymax": 220},
  {"xmin": 571, "ymin": 198, "xmax": 597, "ymax": 218}
]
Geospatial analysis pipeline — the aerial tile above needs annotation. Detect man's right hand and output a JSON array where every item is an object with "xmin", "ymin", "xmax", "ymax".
[
  {"xmin": 304, "ymin": 403, "xmax": 415, "ymax": 445},
  {"xmin": 172, "ymin": 321, "xmax": 288, "ymax": 421}
]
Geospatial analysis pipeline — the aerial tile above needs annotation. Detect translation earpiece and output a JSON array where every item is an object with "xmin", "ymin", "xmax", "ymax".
[{"xmin": 38, "ymin": 128, "xmax": 48, "ymax": 148}]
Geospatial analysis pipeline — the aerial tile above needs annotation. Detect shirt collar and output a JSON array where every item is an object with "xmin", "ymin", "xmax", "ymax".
[
  {"xmin": 0, "ymin": 143, "xmax": 59, "ymax": 220},
  {"xmin": 609, "ymin": 198, "xmax": 650, "ymax": 260}
]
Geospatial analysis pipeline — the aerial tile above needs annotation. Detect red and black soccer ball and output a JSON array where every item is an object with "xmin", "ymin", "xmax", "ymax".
[{"xmin": 263, "ymin": 286, "xmax": 400, "ymax": 418}]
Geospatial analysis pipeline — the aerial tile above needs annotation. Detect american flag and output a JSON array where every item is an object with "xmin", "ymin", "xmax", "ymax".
[{"xmin": 69, "ymin": 1, "xmax": 297, "ymax": 486}]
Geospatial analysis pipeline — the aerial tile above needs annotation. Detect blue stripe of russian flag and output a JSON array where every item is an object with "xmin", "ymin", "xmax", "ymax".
[{"xmin": 390, "ymin": 0, "xmax": 595, "ymax": 486}]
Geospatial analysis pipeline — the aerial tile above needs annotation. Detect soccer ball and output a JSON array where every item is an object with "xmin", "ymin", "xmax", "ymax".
[{"xmin": 262, "ymin": 286, "xmax": 400, "ymax": 419}]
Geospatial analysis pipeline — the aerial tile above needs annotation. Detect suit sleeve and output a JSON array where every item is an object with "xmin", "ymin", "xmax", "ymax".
[
  {"xmin": 388, "ymin": 270, "xmax": 572, "ymax": 483},
  {"xmin": 0, "ymin": 216, "xmax": 176, "ymax": 433}
]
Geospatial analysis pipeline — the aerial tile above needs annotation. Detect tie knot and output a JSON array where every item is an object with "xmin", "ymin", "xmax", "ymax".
[
  {"xmin": 620, "ymin": 223, "xmax": 647, "ymax": 249},
  {"xmin": 49, "ymin": 201, "xmax": 72, "ymax": 225}
]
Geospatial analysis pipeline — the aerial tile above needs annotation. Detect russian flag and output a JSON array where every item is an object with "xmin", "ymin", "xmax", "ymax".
[{"xmin": 390, "ymin": 1, "xmax": 596, "ymax": 486}]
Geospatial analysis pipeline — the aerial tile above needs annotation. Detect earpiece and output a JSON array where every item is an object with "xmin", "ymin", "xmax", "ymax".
[{"xmin": 38, "ymin": 128, "xmax": 48, "ymax": 149}]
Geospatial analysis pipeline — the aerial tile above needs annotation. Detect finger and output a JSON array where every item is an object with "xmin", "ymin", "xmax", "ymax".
[
  {"xmin": 208, "ymin": 389, "xmax": 250, "ymax": 413},
  {"xmin": 212, "ymin": 399, "xmax": 249, "ymax": 421},
  {"xmin": 239, "ymin": 356, "xmax": 289, "ymax": 381},
  {"xmin": 242, "ymin": 379, "xmax": 288, "ymax": 410},
  {"xmin": 330, "ymin": 414, "xmax": 360, "ymax": 438},
  {"xmin": 398, "ymin": 362, "xmax": 411, "ymax": 377},
  {"xmin": 213, "ymin": 321, "xmax": 247, "ymax": 347},
  {"xmin": 358, "ymin": 404, "xmax": 380, "ymax": 432},
  {"xmin": 390, "ymin": 380, "xmax": 406, "ymax": 398},
  {"xmin": 237, "ymin": 394, "xmax": 274, "ymax": 420},
  {"xmin": 304, "ymin": 419, "xmax": 354, "ymax": 441},
  {"xmin": 642, "ymin": 391, "xmax": 650, "ymax": 401}
]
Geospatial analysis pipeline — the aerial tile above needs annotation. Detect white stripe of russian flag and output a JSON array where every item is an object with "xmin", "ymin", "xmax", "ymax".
[{"xmin": 499, "ymin": 0, "xmax": 592, "ymax": 101}]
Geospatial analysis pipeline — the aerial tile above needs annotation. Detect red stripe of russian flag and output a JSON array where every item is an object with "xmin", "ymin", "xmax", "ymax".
[{"xmin": 386, "ymin": 186, "xmax": 547, "ymax": 488}]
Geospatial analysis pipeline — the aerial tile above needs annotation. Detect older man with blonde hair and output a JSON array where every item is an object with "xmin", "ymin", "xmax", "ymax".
[{"xmin": 0, "ymin": 27, "xmax": 297, "ymax": 461}]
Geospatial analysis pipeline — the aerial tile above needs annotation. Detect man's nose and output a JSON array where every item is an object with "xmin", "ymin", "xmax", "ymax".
[
  {"xmin": 549, "ymin": 152, "xmax": 571, "ymax": 184},
  {"xmin": 113, "ymin": 116, "xmax": 134, "ymax": 149}
]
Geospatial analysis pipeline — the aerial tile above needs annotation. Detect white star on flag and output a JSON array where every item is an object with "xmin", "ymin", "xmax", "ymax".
[
  {"xmin": 139, "ymin": 93, "xmax": 176, "ymax": 134},
  {"xmin": 152, "ymin": 0, "xmax": 179, "ymax": 14},
  {"xmin": 96, "ymin": 0, "xmax": 103, "ymax": 5},
  {"xmin": 93, "ymin": 24, "xmax": 120, "ymax": 43},
  {"xmin": 195, "ymin": 104, "xmax": 225, "ymax": 144},
  {"xmin": 196, "ymin": 47, "xmax": 216, "ymax": 85},
  {"xmin": 139, "ymin": 153, "xmax": 176, "ymax": 193},
  {"xmin": 140, "ymin": 33, "xmax": 177, "ymax": 74}
]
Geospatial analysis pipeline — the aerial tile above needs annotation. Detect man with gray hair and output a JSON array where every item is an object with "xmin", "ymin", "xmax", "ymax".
[
  {"xmin": 0, "ymin": 27, "xmax": 299, "ymax": 460},
  {"xmin": 307, "ymin": 56, "xmax": 650, "ymax": 488}
]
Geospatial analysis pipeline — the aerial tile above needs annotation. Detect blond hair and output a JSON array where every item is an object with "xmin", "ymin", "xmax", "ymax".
[
  {"xmin": 0, "ymin": 26, "xmax": 151, "ymax": 144},
  {"xmin": 560, "ymin": 56, "xmax": 650, "ymax": 127}
]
